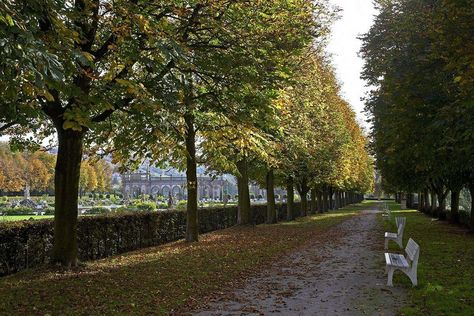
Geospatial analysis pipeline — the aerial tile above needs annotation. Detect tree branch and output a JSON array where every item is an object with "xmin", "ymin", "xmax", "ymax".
[{"xmin": 0, "ymin": 121, "xmax": 17, "ymax": 133}]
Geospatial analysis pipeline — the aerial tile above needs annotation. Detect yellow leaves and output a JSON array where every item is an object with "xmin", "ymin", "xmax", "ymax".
[
  {"xmin": 42, "ymin": 90, "xmax": 55, "ymax": 102},
  {"xmin": 135, "ymin": 14, "xmax": 150, "ymax": 33},
  {"xmin": 82, "ymin": 51, "xmax": 95, "ymax": 62}
]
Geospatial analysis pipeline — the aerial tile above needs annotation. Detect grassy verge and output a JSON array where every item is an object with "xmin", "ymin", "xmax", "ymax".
[
  {"xmin": 0, "ymin": 202, "xmax": 370, "ymax": 315},
  {"xmin": 382, "ymin": 201, "xmax": 474, "ymax": 315}
]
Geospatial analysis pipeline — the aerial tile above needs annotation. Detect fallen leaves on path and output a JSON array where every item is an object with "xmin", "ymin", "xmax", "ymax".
[{"xmin": 0, "ymin": 208, "xmax": 361, "ymax": 315}]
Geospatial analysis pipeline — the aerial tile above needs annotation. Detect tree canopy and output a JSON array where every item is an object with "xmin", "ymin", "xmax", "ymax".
[
  {"xmin": 361, "ymin": 0, "xmax": 474, "ymax": 227},
  {"xmin": 1, "ymin": 0, "xmax": 374, "ymax": 265}
]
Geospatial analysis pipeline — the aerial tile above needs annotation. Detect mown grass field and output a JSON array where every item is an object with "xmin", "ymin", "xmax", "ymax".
[
  {"xmin": 0, "ymin": 202, "xmax": 369, "ymax": 315},
  {"xmin": 383, "ymin": 201, "xmax": 474, "ymax": 315},
  {"xmin": 0, "ymin": 215, "xmax": 54, "ymax": 222}
]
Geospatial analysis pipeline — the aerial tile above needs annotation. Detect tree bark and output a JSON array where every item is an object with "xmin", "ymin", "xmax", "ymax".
[
  {"xmin": 437, "ymin": 192, "xmax": 448, "ymax": 220},
  {"xmin": 317, "ymin": 191, "xmax": 323, "ymax": 213},
  {"xmin": 236, "ymin": 158, "xmax": 252, "ymax": 225},
  {"xmin": 184, "ymin": 112, "xmax": 199, "ymax": 242},
  {"xmin": 322, "ymin": 188, "xmax": 328, "ymax": 212},
  {"xmin": 418, "ymin": 192, "xmax": 424, "ymax": 212},
  {"xmin": 266, "ymin": 169, "xmax": 277, "ymax": 224},
  {"xmin": 310, "ymin": 189, "xmax": 317, "ymax": 214},
  {"xmin": 286, "ymin": 176, "xmax": 295, "ymax": 220},
  {"xmin": 469, "ymin": 184, "xmax": 474, "ymax": 232},
  {"xmin": 51, "ymin": 129, "xmax": 84, "ymax": 267},
  {"xmin": 423, "ymin": 189, "xmax": 430, "ymax": 213},
  {"xmin": 430, "ymin": 191, "xmax": 437, "ymax": 216},
  {"xmin": 328, "ymin": 187, "xmax": 334, "ymax": 210},
  {"xmin": 450, "ymin": 189, "xmax": 460, "ymax": 224},
  {"xmin": 297, "ymin": 178, "xmax": 309, "ymax": 216}
]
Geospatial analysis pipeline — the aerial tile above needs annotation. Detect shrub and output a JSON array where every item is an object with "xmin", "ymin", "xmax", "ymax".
[
  {"xmin": 86, "ymin": 207, "xmax": 109, "ymax": 215},
  {"xmin": 0, "ymin": 207, "xmax": 35, "ymax": 216},
  {"xmin": 157, "ymin": 202, "xmax": 168, "ymax": 209},
  {"xmin": 176, "ymin": 200, "xmax": 187, "ymax": 209},
  {"xmin": 44, "ymin": 208, "xmax": 55, "ymax": 215},
  {"xmin": 135, "ymin": 202, "xmax": 157, "ymax": 211}
]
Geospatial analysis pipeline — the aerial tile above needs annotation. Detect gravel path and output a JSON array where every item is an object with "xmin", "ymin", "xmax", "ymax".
[{"xmin": 192, "ymin": 204, "xmax": 407, "ymax": 315}]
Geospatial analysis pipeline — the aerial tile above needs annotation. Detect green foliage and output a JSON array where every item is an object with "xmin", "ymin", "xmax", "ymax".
[
  {"xmin": 86, "ymin": 207, "xmax": 109, "ymax": 215},
  {"xmin": 0, "ymin": 207, "xmax": 34, "ymax": 216},
  {"xmin": 361, "ymin": 0, "xmax": 474, "ymax": 196}
]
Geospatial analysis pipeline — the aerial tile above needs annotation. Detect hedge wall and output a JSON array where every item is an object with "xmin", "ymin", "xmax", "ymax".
[{"xmin": 0, "ymin": 203, "xmax": 301, "ymax": 276}]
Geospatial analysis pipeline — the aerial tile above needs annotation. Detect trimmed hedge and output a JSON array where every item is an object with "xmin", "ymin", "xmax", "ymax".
[
  {"xmin": 0, "ymin": 203, "xmax": 301, "ymax": 276},
  {"xmin": 0, "ymin": 207, "xmax": 35, "ymax": 216}
]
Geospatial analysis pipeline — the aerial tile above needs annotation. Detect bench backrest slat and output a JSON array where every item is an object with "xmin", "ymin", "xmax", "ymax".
[
  {"xmin": 405, "ymin": 238, "xmax": 419, "ymax": 262},
  {"xmin": 396, "ymin": 217, "xmax": 406, "ymax": 236}
]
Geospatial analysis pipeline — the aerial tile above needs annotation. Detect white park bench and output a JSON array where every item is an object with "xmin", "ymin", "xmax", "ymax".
[
  {"xmin": 385, "ymin": 238, "xmax": 420, "ymax": 286},
  {"xmin": 381, "ymin": 202, "xmax": 391, "ymax": 219},
  {"xmin": 384, "ymin": 216, "xmax": 406, "ymax": 249}
]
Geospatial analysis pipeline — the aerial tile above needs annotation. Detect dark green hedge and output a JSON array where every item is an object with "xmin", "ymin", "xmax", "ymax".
[{"xmin": 0, "ymin": 203, "xmax": 301, "ymax": 276}]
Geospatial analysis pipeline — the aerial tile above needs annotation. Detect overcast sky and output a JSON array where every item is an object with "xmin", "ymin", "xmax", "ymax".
[{"xmin": 326, "ymin": 0, "xmax": 378, "ymax": 127}]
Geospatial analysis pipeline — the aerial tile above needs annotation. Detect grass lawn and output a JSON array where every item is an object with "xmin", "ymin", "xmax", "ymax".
[
  {"xmin": 0, "ymin": 202, "xmax": 370, "ymax": 315},
  {"xmin": 383, "ymin": 201, "xmax": 474, "ymax": 315},
  {"xmin": 0, "ymin": 215, "xmax": 54, "ymax": 222}
]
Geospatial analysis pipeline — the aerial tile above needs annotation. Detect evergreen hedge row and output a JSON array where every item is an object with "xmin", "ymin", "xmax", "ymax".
[{"xmin": 0, "ymin": 203, "xmax": 301, "ymax": 276}]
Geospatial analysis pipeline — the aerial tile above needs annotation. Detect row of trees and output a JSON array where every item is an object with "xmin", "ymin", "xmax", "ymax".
[
  {"xmin": 361, "ymin": 0, "xmax": 474, "ymax": 229},
  {"xmin": 1, "ymin": 0, "xmax": 373, "ymax": 266},
  {"xmin": 79, "ymin": 159, "xmax": 113, "ymax": 197},
  {"xmin": 0, "ymin": 143, "xmax": 55, "ymax": 196},
  {"xmin": 0, "ymin": 143, "xmax": 112, "ymax": 197}
]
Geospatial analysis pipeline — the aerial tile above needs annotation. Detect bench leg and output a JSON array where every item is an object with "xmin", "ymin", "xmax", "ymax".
[
  {"xmin": 396, "ymin": 238, "xmax": 403, "ymax": 248},
  {"xmin": 387, "ymin": 267, "xmax": 394, "ymax": 286},
  {"xmin": 407, "ymin": 270, "xmax": 417, "ymax": 286},
  {"xmin": 384, "ymin": 238, "xmax": 388, "ymax": 250}
]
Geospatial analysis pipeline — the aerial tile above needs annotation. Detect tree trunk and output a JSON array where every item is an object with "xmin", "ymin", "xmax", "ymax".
[
  {"xmin": 423, "ymin": 189, "xmax": 430, "ymax": 213},
  {"xmin": 317, "ymin": 191, "xmax": 323, "ymax": 213},
  {"xmin": 450, "ymin": 189, "xmax": 460, "ymax": 224},
  {"xmin": 185, "ymin": 113, "xmax": 199, "ymax": 242},
  {"xmin": 469, "ymin": 184, "xmax": 474, "ymax": 232},
  {"xmin": 310, "ymin": 189, "xmax": 317, "ymax": 214},
  {"xmin": 236, "ymin": 158, "xmax": 252, "ymax": 225},
  {"xmin": 329, "ymin": 187, "xmax": 334, "ymax": 210},
  {"xmin": 266, "ymin": 169, "xmax": 276, "ymax": 224},
  {"xmin": 297, "ymin": 178, "xmax": 309, "ymax": 216},
  {"xmin": 418, "ymin": 192, "xmax": 424, "ymax": 212},
  {"xmin": 322, "ymin": 188, "xmax": 328, "ymax": 212},
  {"xmin": 430, "ymin": 191, "xmax": 437, "ymax": 216},
  {"xmin": 437, "ymin": 192, "xmax": 447, "ymax": 220},
  {"xmin": 51, "ymin": 129, "xmax": 84, "ymax": 267},
  {"xmin": 286, "ymin": 176, "xmax": 294, "ymax": 220}
]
